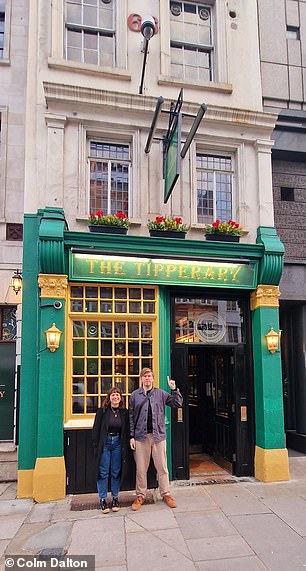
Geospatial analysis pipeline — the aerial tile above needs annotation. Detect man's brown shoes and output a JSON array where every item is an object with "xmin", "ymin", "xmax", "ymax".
[
  {"xmin": 132, "ymin": 495, "xmax": 145, "ymax": 511},
  {"xmin": 163, "ymin": 495, "xmax": 176, "ymax": 508}
]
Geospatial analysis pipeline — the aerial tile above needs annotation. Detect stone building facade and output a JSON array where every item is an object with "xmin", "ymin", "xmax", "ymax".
[
  {"xmin": 16, "ymin": 0, "xmax": 290, "ymax": 501},
  {"xmin": 0, "ymin": 0, "xmax": 28, "ymax": 443},
  {"xmin": 258, "ymin": 0, "xmax": 306, "ymax": 451}
]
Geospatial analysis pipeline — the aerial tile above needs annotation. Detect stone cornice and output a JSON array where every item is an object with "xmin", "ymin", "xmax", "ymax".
[{"xmin": 43, "ymin": 82, "xmax": 277, "ymax": 131}]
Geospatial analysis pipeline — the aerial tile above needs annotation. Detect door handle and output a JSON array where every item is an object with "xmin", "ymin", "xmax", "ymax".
[{"xmin": 177, "ymin": 408, "xmax": 183, "ymax": 422}]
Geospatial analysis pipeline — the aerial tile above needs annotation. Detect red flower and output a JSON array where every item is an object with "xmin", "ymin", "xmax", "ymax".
[
  {"xmin": 174, "ymin": 217, "xmax": 182, "ymax": 224},
  {"xmin": 96, "ymin": 210, "xmax": 103, "ymax": 217},
  {"xmin": 156, "ymin": 216, "xmax": 165, "ymax": 223},
  {"xmin": 212, "ymin": 219, "xmax": 220, "ymax": 228},
  {"xmin": 115, "ymin": 211, "xmax": 127, "ymax": 219}
]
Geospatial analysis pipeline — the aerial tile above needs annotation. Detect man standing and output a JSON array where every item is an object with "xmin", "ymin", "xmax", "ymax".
[{"xmin": 129, "ymin": 367, "xmax": 183, "ymax": 510}]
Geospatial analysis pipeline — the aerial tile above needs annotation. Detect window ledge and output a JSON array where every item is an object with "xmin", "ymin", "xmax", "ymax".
[
  {"xmin": 48, "ymin": 57, "xmax": 131, "ymax": 81},
  {"xmin": 158, "ymin": 75, "xmax": 232, "ymax": 94},
  {"xmin": 0, "ymin": 58, "xmax": 10, "ymax": 66},
  {"xmin": 64, "ymin": 418, "xmax": 94, "ymax": 429}
]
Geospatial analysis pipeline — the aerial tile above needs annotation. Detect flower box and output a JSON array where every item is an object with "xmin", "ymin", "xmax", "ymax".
[
  {"xmin": 89, "ymin": 225, "xmax": 128, "ymax": 235},
  {"xmin": 149, "ymin": 230, "xmax": 186, "ymax": 239},
  {"xmin": 88, "ymin": 210, "xmax": 130, "ymax": 233},
  {"xmin": 204, "ymin": 219, "xmax": 242, "ymax": 242},
  {"xmin": 147, "ymin": 216, "xmax": 189, "ymax": 237},
  {"xmin": 205, "ymin": 234, "xmax": 240, "ymax": 242}
]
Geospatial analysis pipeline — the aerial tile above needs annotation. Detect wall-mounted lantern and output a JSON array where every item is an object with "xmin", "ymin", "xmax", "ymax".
[
  {"xmin": 45, "ymin": 323, "xmax": 62, "ymax": 352},
  {"xmin": 11, "ymin": 269, "xmax": 22, "ymax": 295},
  {"xmin": 265, "ymin": 327, "xmax": 282, "ymax": 354}
]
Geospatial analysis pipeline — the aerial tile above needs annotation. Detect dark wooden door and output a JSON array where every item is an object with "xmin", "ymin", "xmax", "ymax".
[
  {"xmin": 171, "ymin": 343, "xmax": 189, "ymax": 480},
  {"xmin": 212, "ymin": 348, "xmax": 235, "ymax": 473},
  {"xmin": 233, "ymin": 344, "xmax": 254, "ymax": 476}
]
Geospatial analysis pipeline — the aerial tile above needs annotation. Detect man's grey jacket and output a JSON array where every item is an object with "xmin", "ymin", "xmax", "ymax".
[{"xmin": 129, "ymin": 386, "xmax": 183, "ymax": 442}]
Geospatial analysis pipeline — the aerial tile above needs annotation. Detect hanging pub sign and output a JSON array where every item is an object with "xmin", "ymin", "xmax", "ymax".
[
  {"xmin": 164, "ymin": 113, "xmax": 182, "ymax": 203},
  {"xmin": 70, "ymin": 253, "xmax": 257, "ymax": 289}
]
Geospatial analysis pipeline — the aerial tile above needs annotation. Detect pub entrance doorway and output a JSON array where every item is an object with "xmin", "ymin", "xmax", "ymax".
[
  {"xmin": 170, "ymin": 294, "xmax": 254, "ymax": 481},
  {"xmin": 171, "ymin": 343, "xmax": 254, "ymax": 479}
]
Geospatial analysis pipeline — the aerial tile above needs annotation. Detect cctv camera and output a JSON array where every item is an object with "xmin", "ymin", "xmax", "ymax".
[
  {"xmin": 53, "ymin": 301, "xmax": 62, "ymax": 310},
  {"xmin": 141, "ymin": 15, "xmax": 155, "ymax": 41}
]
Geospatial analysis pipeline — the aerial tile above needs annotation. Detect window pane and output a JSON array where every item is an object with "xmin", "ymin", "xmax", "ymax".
[
  {"xmin": 73, "ymin": 321, "xmax": 85, "ymax": 337},
  {"xmin": 73, "ymin": 340, "xmax": 84, "ymax": 356},
  {"xmin": 87, "ymin": 378, "xmax": 98, "ymax": 394},
  {"xmin": 71, "ymin": 286, "xmax": 83, "ymax": 298},
  {"xmin": 67, "ymin": 29, "xmax": 82, "ymax": 48},
  {"xmin": 66, "ymin": 4, "xmax": 81, "ymax": 24},
  {"xmin": 87, "ymin": 339, "xmax": 98, "ymax": 356},
  {"xmin": 128, "ymin": 322, "xmax": 139, "ymax": 338}
]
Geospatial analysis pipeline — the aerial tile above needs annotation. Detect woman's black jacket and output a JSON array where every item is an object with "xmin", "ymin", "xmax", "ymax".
[{"xmin": 92, "ymin": 407, "xmax": 130, "ymax": 483}]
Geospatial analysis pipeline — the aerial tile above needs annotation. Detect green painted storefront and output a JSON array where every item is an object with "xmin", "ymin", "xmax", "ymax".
[{"xmin": 17, "ymin": 208, "xmax": 289, "ymax": 502}]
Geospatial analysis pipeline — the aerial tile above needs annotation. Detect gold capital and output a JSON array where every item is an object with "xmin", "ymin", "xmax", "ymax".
[
  {"xmin": 38, "ymin": 274, "xmax": 68, "ymax": 298},
  {"xmin": 250, "ymin": 285, "xmax": 280, "ymax": 311}
]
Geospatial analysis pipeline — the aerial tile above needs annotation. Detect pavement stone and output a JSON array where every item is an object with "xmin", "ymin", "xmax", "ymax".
[
  {"xmin": 127, "ymin": 507, "xmax": 178, "ymax": 531},
  {"xmin": 0, "ymin": 498, "xmax": 33, "ymax": 516},
  {"xmin": 0, "ymin": 515, "xmax": 27, "ymax": 540},
  {"xmin": 126, "ymin": 529, "xmax": 196, "ymax": 570},
  {"xmin": 25, "ymin": 502, "xmax": 56, "ymax": 523},
  {"xmin": 22, "ymin": 521, "xmax": 73, "ymax": 552},
  {"xmin": 186, "ymin": 534, "xmax": 254, "ymax": 562},
  {"xmin": 68, "ymin": 517, "xmax": 126, "ymax": 568},
  {"xmin": 205, "ymin": 483, "xmax": 272, "ymax": 515},
  {"xmin": 152, "ymin": 528, "xmax": 191, "ymax": 558},
  {"xmin": 175, "ymin": 510, "xmax": 237, "ymax": 540}
]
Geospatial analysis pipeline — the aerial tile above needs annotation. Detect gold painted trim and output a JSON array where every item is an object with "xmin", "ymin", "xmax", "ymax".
[
  {"xmin": 17, "ymin": 469, "xmax": 34, "ymax": 498},
  {"xmin": 38, "ymin": 274, "xmax": 68, "ymax": 298},
  {"xmin": 250, "ymin": 285, "xmax": 280, "ymax": 311},
  {"xmin": 33, "ymin": 457, "xmax": 66, "ymax": 503},
  {"xmin": 254, "ymin": 446, "xmax": 290, "ymax": 482}
]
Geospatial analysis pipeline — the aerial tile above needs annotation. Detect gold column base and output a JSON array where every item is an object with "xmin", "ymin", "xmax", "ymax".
[
  {"xmin": 255, "ymin": 446, "xmax": 290, "ymax": 482},
  {"xmin": 33, "ymin": 457, "xmax": 66, "ymax": 503},
  {"xmin": 17, "ymin": 469, "xmax": 34, "ymax": 498}
]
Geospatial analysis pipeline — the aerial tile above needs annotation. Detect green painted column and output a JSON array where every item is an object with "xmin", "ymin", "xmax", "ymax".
[
  {"xmin": 251, "ymin": 285, "xmax": 289, "ymax": 482},
  {"xmin": 158, "ymin": 286, "xmax": 172, "ymax": 478},
  {"xmin": 17, "ymin": 214, "xmax": 41, "ymax": 498},
  {"xmin": 36, "ymin": 293, "xmax": 66, "ymax": 458}
]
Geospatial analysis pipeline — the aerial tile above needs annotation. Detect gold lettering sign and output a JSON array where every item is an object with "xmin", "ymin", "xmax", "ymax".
[{"xmin": 71, "ymin": 254, "xmax": 256, "ymax": 289}]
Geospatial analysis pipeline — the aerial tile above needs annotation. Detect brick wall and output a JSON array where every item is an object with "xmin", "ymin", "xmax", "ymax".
[{"xmin": 272, "ymin": 160, "xmax": 306, "ymax": 260}]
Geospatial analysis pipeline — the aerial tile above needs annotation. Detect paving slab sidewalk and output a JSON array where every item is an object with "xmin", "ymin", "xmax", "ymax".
[{"xmin": 0, "ymin": 455, "xmax": 306, "ymax": 570}]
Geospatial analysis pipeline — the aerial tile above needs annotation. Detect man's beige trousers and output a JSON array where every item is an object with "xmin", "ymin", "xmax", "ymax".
[{"xmin": 134, "ymin": 434, "xmax": 170, "ymax": 497}]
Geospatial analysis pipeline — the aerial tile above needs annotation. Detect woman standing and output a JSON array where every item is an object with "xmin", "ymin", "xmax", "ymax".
[{"xmin": 92, "ymin": 387, "xmax": 129, "ymax": 513}]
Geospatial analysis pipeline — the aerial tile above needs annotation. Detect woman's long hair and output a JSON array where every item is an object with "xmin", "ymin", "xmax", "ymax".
[{"xmin": 103, "ymin": 387, "xmax": 124, "ymax": 409}]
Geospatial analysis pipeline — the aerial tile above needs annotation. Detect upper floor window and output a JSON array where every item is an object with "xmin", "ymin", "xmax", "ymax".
[
  {"xmin": 196, "ymin": 153, "xmax": 233, "ymax": 224},
  {"xmin": 89, "ymin": 141, "xmax": 130, "ymax": 215},
  {"xmin": 170, "ymin": 1, "xmax": 213, "ymax": 81},
  {"xmin": 65, "ymin": 0, "xmax": 115, "ymax": 66},
  {"xmin": 0, "ymin": 2, "xmax": 5, "ymax": 58}
]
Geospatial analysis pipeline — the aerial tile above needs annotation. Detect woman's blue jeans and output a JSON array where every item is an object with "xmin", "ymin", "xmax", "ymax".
[{"xmin": 97, "ymin": 435, "xmax": 121, "ymax": 500}]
